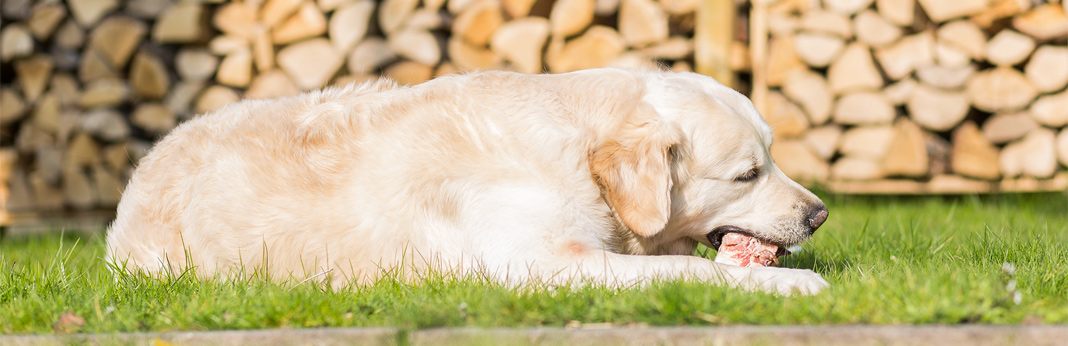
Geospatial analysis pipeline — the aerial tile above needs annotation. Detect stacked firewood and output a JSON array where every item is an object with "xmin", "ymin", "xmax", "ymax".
[
  {"xmin": 1, "ymin": 0, "xmax": 733, "ymax": 217},
  {"xmin": 760, "ymin": 0, "xmax": 1068, "ymax": 193}
]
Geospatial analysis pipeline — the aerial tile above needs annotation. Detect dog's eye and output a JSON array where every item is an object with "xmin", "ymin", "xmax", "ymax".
[{"xmin": 734, "ymin": 167, "xmax": 760, "ymax": 182}]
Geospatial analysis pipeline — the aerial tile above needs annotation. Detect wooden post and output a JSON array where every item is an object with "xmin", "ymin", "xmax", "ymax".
[
  {"xmin": 749, "ymin": 1, "xmax": 769, "ymax": 116},
  {"xmin": 695, "ymin": 0, "xmax": 735, "ymax": 88}
]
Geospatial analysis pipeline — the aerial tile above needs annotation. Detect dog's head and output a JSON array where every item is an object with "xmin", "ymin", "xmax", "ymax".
[{"xmin": 587, "ymin": 69, "xmax": 827, "ymax": 253}]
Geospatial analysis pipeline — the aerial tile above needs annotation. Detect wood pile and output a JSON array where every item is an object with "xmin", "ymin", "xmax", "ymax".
[
  {"xmin": 1, "ymin": 0, "xmax": 739, "ymax": 218},
  {"xmin": 761, "ymin": 0, "xmax": 1068, "ymax": 193}
]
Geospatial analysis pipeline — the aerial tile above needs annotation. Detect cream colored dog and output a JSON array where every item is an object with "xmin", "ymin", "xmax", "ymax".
[{"xmin": 105, "ymin": 68, "xmax": 830, "ymax": 295}]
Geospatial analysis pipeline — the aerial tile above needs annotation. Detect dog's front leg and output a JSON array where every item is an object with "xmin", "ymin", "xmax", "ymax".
[{"xmin": 539, "ymin": 252, "xmax": 829, "ymax": 295}]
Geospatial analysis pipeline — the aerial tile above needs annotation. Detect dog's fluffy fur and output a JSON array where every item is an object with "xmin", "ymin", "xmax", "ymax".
[{"xmin": 105, "ymin": 68, "xmax": 829, "ymax": 295}]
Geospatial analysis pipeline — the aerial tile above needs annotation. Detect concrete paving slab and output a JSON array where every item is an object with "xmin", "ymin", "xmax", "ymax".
[{"xmin": 2, "ymin": 325, "xmax": 1065, "ymax": 346}]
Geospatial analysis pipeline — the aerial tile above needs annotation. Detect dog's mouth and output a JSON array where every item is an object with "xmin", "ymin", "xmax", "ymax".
[{"xmin": 706, "ymin": 225, "xmax": 790, "ymax": 267}]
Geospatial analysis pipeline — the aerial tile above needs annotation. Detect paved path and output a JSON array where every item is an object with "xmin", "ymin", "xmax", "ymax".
[{"xmin": 3, "ymin": 325, "xmax": 1066, "ymax": 346}]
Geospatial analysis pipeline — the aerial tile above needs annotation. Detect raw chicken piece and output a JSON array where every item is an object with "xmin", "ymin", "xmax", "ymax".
[{"xmin": 713, "ymin": 232, "xmax": 780, "ymax": 267}]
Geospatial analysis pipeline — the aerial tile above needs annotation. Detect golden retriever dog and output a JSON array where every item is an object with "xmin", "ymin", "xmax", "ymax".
[{"xmin": 105, "ymin": 68, "xmax": 830, "ymax": 295}]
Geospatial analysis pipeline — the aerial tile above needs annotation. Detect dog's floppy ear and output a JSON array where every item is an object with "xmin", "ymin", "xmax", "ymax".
[{"xmin": 589, "ymin": 102, "xmax": 677, "ymax": 238}]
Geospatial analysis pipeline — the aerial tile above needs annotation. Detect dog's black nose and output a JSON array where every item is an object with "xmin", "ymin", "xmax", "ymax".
[{"xmin": 806, "ymin": 204, "xmax": 828, "ymax": 233}]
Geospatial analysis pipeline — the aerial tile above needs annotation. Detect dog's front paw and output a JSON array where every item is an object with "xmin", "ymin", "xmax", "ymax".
[{"xmin": 729, "ymin": 266, "xmax": 830, "ymax": 296}]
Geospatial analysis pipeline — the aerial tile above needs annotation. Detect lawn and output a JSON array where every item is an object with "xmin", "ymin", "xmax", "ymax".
[{"xmin": 1, "ymin": 193, "xmax": 1066, "ymax": 334}]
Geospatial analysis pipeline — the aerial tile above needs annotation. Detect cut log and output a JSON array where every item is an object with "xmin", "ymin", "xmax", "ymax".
[
  {"xmin": 252, "ymin": 24, "xmax": 275, "ymax": 73},
  {"xmin": 31, "ymin": 93, "xmax": 60, "ymax": 134},
  {"xmin": 129, "ymin": 50, "xmax": 170, "ymax": 100},
  {"xmin": 63, "ymin": 168, "xmax": 98, "ymax": 209},
  {"xmin": 78, "ymin": 49, "xmax": 117, "ymax": 83},
  {"xmin": 767, "ymin": 11, "xmax": 799, "ymax": 37},
  {"xmin": 54, "ymin": 20, "xmax": 84, "ymax": 50},
  {"xmin": 915, "ymin": 64, "xmax": 975, "ymax": 89},
  {"xmin": 951, "ymin": 121, "xmax": 1000, "ymax": 180},
  {"xmin": 828, "ymin": 43, "xmax": 883, "ymax": 94},
  {"xmin": 68, "ymin": 0, "xmax": 119, "ymax": 27},
  {"xmin": 14, "ymin": 54, "xmax": 54, "ymax": 103},
  {"xmin": 832, "ymin": 156, "xmax": 884, "ymax": 180},
  {"xmin": 729, "ymin": 41, "xmax": 750, "ymax": 72},
  {"xmin": 29, "ymin": 171, "xmax": 65, "ymax": 210},
  {"xmin": 934, "ymin": 42, "xmax": 971, "ymax": 68},
  {"xmin": 261, "ymin": 0, "xmax": 303, "ymax": 28},
  {"xmin": 658, "ymin": 0, "xmax": 697, "ymax": 15},
  {"xmin": 874, "ymin": 31, "xmax": 934, "ymax": 80},
  {"xmin": 379, "ymin": 0, "xmax": 419, "ymax": 34},
  {"xmin": 447, "ymin": 0, "xmax": 477, "ymax": 14},
  {"xmin": 195, "ymin": 85, "xmax": 240, "ymax": 115},
  {"xmin": 638, "ymin": 37, "xmax": 692, "ymax": 60},
  {"xmin": 100, "ymin": 143, "xmax": 134, "ymax": 174},
  {"xmin": 0, "ymin": 89, "xmax": 26, "ymax": 125},
  {"xmin": 781, "ymin": 69, "xmax": 832, "ymax": 125},
  {"xmin": 854, "ymin": 10, "xmax": 901, "ymax": 47},
  {"xmin": 794, "ymin": 32, "xmax": 844, "ymax": 67},
  {"xmin": 81, "ymin": 109, "xmax": 130, "ymax": 141},
  {"xmin": 423, "ymin": 0, "xmax": 446, "ymax": 11},
  {"xmin": 907, "ymin": 83, "xmax": 969, "ymax": 132},
  {"xmin": 383, "ymin": 61, "xmax": 434, "ymax": 85},
  {"xmin": 92, "ymin": 165, "xmax": 123, "ymax": 207},
  {"xmin": 936, "ymin": 20, "xmax": 985, "ymax": 59},
  {"xmin": 127, "ymin": 0, "xmax": 172, "ymax": 19},
  {"xmin": 79, "ymin": 78, "xmax": 129, "ymax": 109},
  {"xmin": 167, "ymin": 81, "xmax": 205, "ymax": 117},
  {"xmin": 833, "ymin": 92, "xmax": 895, "ymax": 125},
  {"xmin": 404, "ymin": 8, "xmax": 444, "ymax": 30},
  {"xmin": 35, "ymin": 145, "xmax": 64, "ymax": 184},
  {"xmin": 762, "ymin": 92, "xmax": 809, "ymax": 138},
  {"xmin": 387, "ymin": 29, "xmax": 441, "ymax": 66},
  {"xmin": 348, "ymin": 38, "xmax": 397, "ymax": 75},
  {"xmin": 984, "ymin": 30, "xmax": 1035, "ymax": 66},
  {"xmin": 1057, "ymin": 129, "xmax": 1068, "ymax": 168},
  {"xmin": 839, "ymin": 125, "xmax": 894, "ymax": 159},
  {"xmin": 972, "ymin": 0, "xmax": 1032, "ymax": 28},
  {"xmin": 546, "ymin": 26, "xmax": 625, "ymax": 73},
  {"xmin": 448, "ymin": 38, "xmax": 503, "ymax": 71},
  {"xmin": 1, "ymin": 25, "xmax": 34, "ymax": 63},
  {"xmin": 883, "ymin": 118, "xmax": 929, "ymax": 178},
  {"xmin": 606, "ymin": 52, "xmax": 657, "ymax": 70},
  {"xmin": 1012, "ymin": 4, "xmax": 1068, "ymax": 40},
  {"xmin": 491, "ymin": 18, "xmax": 551, "ymax": 74},
  {"xmin": 671, "ymin": 61, "xmax": 693, "ymax": 73},
  {"xmin": 1000, "ymin": 128, "xmax": 1057, "ymax": 178},
  {"xmin": 209, "ymin": 35, "xmax": 249, "ymax": 56},
  {"xmin": 246, "ymin": 70, "xmax": 301, "ymax": 99},
  {"xmin": 213, "ymin": 2, "xmax": 257, "ymax": 39},
  {"xmin": 983, "ymin": 112, "xmax": 1038, "ymax": 144},
  {"xmin": 15, "ymin": 124, "xmax": 55, "ymax": 154},
  {"xmin": 153, "ymin": 2, "xmax": 208, "ymax": 43},
  {"xmin": 454, "ymin": 1, "xmax": 504, "ymax": 46},
  {"xmin": 273, "ymin": 2, "xmax": 328, "ymax": 45},
  {"xmin": 823, "ymin": 0, "xmax": 873, "ymax": 16},
  {"xmin": 131, "ymin": 103, "xmax": 175, "ymax": 133},
  {"xmin": 770, "ymin": 139, "xmax": 829, "ymax": 184},
  {"xmin": 800, "ymin": 10, "xmax": 853, "ymax": 38},
  {"xmin": 550, "ymin": 0, "xmax": 595, "ymax": 38},
  {"xmin": 329, "ymin": 0, "xmax": 374, "ymax": 52},
  {"xmin": 619, "ymin": 0, "xmax": 669, "ymax": 47},
  {"xmin": 176, "ymin": 48, "xmax": 219, "ymax": 81},
  {"xmin": 966, "ymin": 67, "xmax": 1038, "ymax": 113},
  {"xmin": 876, "ymin": 0, "xmax": 914, "ymax": 26},
  {"xmin": 277, "ymin": 38, "xmax": 344, "ymax": 90},
  {"xmin": 434, "ymin": 62, "xmax": 460, "ymax": 77},
  {"xmin": 88, "ymin": 16, "xmax": 148, "ymax": 69},
  {"xmin": 51, "ymin": 73, "xmax": 81, "ymax": 108},
  {"xmin": 767, "ymin": 35, "xmax": 805, "ymax": 87},
  {"xmin": 217, "ymin": 49, "xmax": 253, "ymax": 88},
  {"xmin": 503, "ymin": 0, "xmax": 538, "ymax": 18},
  {"xmin": 1029, "ymin": 90, "xmax": 1068, "ymax": 128},
  {"xmin": 1024, "ymin": 45, "xmax": 1068, "ymax": 93},
  {"xmin": 803, "ymin": 125, "xmax": 842, "ymax": 160},
  {"xmin": 27, "ymin": 4, "xmax": 67, "ymax": 41},
  {"xmin": 916, "ymin": 0, "xmax": 985, "ymax": 23}
]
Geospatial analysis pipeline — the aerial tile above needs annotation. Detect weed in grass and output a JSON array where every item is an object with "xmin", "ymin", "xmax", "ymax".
[{"xmin": 0, "ymin": 193, "xmax": 1066, "ymax": 334}]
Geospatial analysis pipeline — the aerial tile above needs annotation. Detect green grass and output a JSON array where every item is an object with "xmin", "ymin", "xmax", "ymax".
[{"xmin": 2, "ymin": 193, "xmax": 1066, "ymax": 334}]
